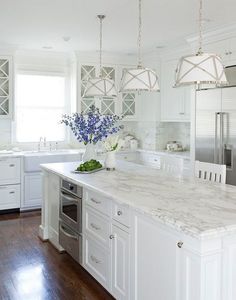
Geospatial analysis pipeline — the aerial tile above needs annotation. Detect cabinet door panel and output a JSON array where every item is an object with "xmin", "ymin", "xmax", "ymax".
[
  {"xmin": 132, "ymin": 214, "xmax": 178, "ymax": 300},
  {"xmin": 24, "ymin": 174, "xmax": 42, "ymax": 208},
  {"xmin": 111, "ymin": 224, "xmax": 130, "ymax": 300},
  {"xmin": 161, "ymin": 59, "xmax": 190, "ymax": 122},
  {"xmin": 83, "ymin": 235, "xmax": 111, "ymax": 289}
]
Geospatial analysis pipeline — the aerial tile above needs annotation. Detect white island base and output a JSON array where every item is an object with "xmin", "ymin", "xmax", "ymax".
[{"xmin": 39, "ymin": 161, "xmax": 236, "ymax": 300}]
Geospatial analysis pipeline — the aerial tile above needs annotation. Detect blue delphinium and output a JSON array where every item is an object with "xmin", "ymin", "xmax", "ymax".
[{"xmin": 61, "ymin": 105, "xmax": 123, "ymax": 145}]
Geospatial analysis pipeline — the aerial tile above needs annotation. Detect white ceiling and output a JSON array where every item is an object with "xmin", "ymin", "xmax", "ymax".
[{"xmin": 0, "ymin": 0, "xmax": 236, "ymax": 53}]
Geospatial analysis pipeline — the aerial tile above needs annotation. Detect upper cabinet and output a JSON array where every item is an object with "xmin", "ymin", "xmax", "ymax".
[
  {"xmin": 78, "ymin": 63, "xmax": 137, "ymax": 120},
  {"xmin": 203, "ymin": 37, "xmax": 236, "ymax": 66},
  {"xmin": 0, "ymin": 56, "xmax": 13, "ymax": 119},
  {"xmin": 161, "ymin": 59, "xmax": 191, "ymax": 122}
]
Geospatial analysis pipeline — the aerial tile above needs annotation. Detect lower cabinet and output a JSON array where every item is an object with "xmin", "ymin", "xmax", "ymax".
[
  {"xmin": 23, "ymin": 173, "xmax": 42, "ymax": 209},
  {"xmin": 83, "ymin": 191, "xmax": 130, "ymax": 299},
  {"xmin": 84, "ymin": 235, "xmax": 111, "ymax": 289},
  {"xmin": 131, "ymin": 213, "xmax": 179, "ymax": 300},
  {"xmin": 0, "ymin": 184, "xmax": 20, "ymax": 210}
]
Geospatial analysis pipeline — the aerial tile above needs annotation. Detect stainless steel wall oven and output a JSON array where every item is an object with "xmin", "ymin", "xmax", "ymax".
[{"xmin": 59, "ymin": 179, "xmax": 82, "ymax": 263}]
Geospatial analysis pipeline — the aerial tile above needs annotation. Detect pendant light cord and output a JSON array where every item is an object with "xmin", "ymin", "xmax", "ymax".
[
  {"xmin": 198, "ymin": 0, "xmax": 203, "ymax": 54},
  {"xmin": 138, "ymin": 0, "xmax": 142, "ymax": 67}
]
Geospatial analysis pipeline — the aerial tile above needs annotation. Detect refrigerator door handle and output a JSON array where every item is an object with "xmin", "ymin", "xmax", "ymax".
[
  {"xmin": 219, "ymin": 112, "xmax": 224, "ymax": 164},
  {"xmin": 214, "ymin": 112, "xmax": 220, "ymax": 163}
]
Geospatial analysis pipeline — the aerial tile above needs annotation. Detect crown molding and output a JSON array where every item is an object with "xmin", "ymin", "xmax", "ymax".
[
  {"xmin": 186, "ymin": 23, "xmax": 236, "ymax": 46},
  {"xmin": 75, "ymin": 50, "xmax": 136, "ymax": 66}
]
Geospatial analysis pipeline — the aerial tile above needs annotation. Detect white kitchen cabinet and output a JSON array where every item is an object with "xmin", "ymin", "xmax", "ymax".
[
  {"xmin": 23, "ymin": 173, "xmax": 42, "ymax": 209},
  {"xmin": 79, "ymin": 63, "xmax": 137, "ymax": 120},
  {"xmin": 79, "ymin": 63, "xmax": 117, "ymax": 115},
  {"xmin": 116, "ymin": 151, "xmax": 138, "ymax": 163},
  {"xmin": 0, "ymin": 56, "xmax": 13, "ymax": 118},
  {"xmin": 204, "ymin": 37, "xmax": 236, "ymax": 66},
  {"xmin": 0, "ymin": 185, "xmax": 20, "ymax": 210},
  {"xmin": 0, "ymin": 157, "xmax": 21, "ymax": 210},
  {"xmin": 138, "ymin": 152, "xmax": 161, "ymax": 168},
  {"xmin": 83, "ymin": 190, "xmax": 130, "ymax": 299},
  {"xmin": 161, "ymin": 59, "xmax": 191, "ymax": 122},
  {"xmin": 131, "ymin": 213, "xmax": 179, "ymax": 300},
  {"xmin": 111, "ymin": 223, "xmax": 130, "ymax": 300},
  {"xmin": 0, "ymin": 157, "xmax": 20, "ymax": 185},
  {"xmin": 84, "ymin": 234, "xmax": 111, "ymax": 289}
]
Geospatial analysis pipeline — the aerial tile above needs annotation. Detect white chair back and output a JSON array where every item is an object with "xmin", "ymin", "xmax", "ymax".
[
  {"xmin": 160, "ymin": 156, "xmax": 184, "ymax": 176},
  {"xmin": 195, "ymin": 161, "xmax": 226, "ymax": 184}
]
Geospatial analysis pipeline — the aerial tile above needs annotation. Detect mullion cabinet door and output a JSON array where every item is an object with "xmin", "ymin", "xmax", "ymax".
[
  {"xmin": 120, "ymin": 68, "xmax": 136, "ymax": 119},
  {"xmin": 80, "ymin": 64, "xmax": 117, "ymax": 115},
  {"xmin": 0, "ymin": 57, "xmax": 12, "ymax": 118},
  {"xmin": 80, "ymin": 64, "xmax": 96, "ymax": 113}
]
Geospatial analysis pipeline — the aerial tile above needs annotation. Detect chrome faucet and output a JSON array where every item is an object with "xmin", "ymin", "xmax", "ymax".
[
  {"xmin": 38, "ymin": 137, "xmax": 44, "ymax": 151},
  {"xmin": 43, "ymin": 137, "xmax": 47, "ymax": 148}
]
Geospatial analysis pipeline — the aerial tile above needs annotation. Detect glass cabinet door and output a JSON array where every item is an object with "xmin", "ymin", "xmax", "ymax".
[{"xmin": 0, "ymin": 58, "xmax": 10, "ymax": 117}]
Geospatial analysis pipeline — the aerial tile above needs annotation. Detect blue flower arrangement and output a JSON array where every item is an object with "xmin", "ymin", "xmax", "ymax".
[{"xmin": 61, "ymin": 105, "xmax": 123, "ymax": 145}]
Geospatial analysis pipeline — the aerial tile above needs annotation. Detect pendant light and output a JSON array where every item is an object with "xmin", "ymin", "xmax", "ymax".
[
  {"xmin": 175, "ymin": 0, "xmax": 228, "ymax": 88},
  {"xmin": 120, "ymin": 0, "xmax": 160, "ymax": 92},
  {"xmin": 84, "ymin": 15, "xmax": 117, "ymax": 98}
]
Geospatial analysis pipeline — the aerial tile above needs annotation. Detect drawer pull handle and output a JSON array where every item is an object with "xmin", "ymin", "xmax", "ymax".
[
  {"xmin": 117, "ymin": 210, "xmax": 122, "ymax": 216},
  {"xmin": 90, "ymin": 255, "xmax": 101, "ymax": 264},
  {"xmin": 90, "ymin": 223, "xmax": 101, "ymax": 231},
  {"xmin": 109, "ymin": 234, "xmax": 115, "ymax": 240},
  {"xmin": 9, "ymin": 191, "xmax": 15, "ymax": 194},
  {"xmin": 177, "ymin": 241, "xmax": 183, "ymax": 249},
  {"xmin": 90, "ymin": 198, "xmax": 101, "ymax": 204},
  {"xmin": 9, "ymin": 164, "xmax": 15, "ymax": 167}
]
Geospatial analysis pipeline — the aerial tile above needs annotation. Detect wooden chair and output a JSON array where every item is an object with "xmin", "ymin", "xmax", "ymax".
[
  {"xmin": 160, "ymin": 155, "xmax": 184, "ymax": 176},
  {"xmin": 195, "ymin": 161, "xmax": 226, "ymax": 184}
]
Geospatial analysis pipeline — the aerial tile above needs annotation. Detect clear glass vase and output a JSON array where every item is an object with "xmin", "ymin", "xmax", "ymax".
[
  {"xmin": 83, "ymin": 143, "xmax": 97, "ymax": 162},
  {"xmin": 105, "ymin": 151, "xmax": 116, "ymax": 170}
]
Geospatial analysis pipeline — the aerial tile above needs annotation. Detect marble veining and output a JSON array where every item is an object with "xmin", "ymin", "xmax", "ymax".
[{"xmin": 41, "ymin": 160, "xmax": 236, "ymax": 240}]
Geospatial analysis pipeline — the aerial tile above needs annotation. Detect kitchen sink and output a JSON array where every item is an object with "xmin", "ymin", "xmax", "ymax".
[{"xmin": 23, "ymin": 150, "xmax": 82, "ymax": 172}]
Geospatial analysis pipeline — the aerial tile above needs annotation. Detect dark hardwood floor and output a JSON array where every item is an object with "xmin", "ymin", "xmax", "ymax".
[{"xmin": 0, "ymin": 211, "xmax": 114, "ymax": 300}]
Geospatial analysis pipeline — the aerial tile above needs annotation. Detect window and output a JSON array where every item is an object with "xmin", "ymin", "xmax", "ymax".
[{"xmin": 16, "ymin": 73, "xmax": 67, "ymax": 142}]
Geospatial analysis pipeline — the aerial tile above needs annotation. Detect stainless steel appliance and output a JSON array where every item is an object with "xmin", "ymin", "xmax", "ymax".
[
  {"xmin": 59, "ymin": 179, "xmax": 82, "ymax": 263},
  {"xmin": 196, "ymin": 87, "xmax": 236, "ymax": 185}
]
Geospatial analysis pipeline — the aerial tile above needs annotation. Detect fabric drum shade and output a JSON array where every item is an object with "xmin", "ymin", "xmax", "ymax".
[
  {"xmin": 175, "ymin": 52, "xmax": 228, "ymax": 87},
  {"xmin": 120, "ymin": 67, "xmax": 160, "ymax": 92},
  {"xmin": 84, "ymin": 77, "xmax": 117, "ymax": 98}
]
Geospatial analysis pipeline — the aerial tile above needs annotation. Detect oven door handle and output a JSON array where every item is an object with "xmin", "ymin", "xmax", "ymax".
[
  {"xmin": 60, "ymin": 224, "xmax": 78, "ymax": 240},
  {"xmin": 60, "ymin": 191, "xmax": 79, "ymax": 204}
]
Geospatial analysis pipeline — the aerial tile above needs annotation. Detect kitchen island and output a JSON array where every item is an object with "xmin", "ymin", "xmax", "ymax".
[{"xmin": 39, "ymin": 160, "xmax": 236, "ymax": 300}]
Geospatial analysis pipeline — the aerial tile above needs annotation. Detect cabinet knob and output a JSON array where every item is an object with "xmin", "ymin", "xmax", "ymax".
[
  {"xmin": 117, "ymin": 210, "xmax": 122, "ymax": 216},
  {"xmin": 177, "ymin": 241, "xmax": 183, "ymax": 249},
  {"xmin": 109, "ymin": 234, "xmax": 115, "ymax": 239}
]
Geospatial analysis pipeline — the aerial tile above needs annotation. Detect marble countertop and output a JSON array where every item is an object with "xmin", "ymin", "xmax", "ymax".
[{"xmin": 41, "ymin": 160, "xmax": 236, "ymax": 240}]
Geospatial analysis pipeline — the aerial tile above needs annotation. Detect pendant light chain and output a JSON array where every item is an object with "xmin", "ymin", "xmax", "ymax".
[
  {"xmin": 99, "ymin": 15, "xmax": 103, "ymax": 77},
  {"xmin": 138, "ymin": 0, "xmax": 142, "ymax": 67},
  {"xmin": 198, "ymin": 0, "xmax": 203, "ymax": 54}
]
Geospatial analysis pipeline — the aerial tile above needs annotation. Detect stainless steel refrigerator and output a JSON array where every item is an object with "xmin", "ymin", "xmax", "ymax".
[{"xmin": 196, "ymin": 87, "xmax": 236, "ymax": 185}]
